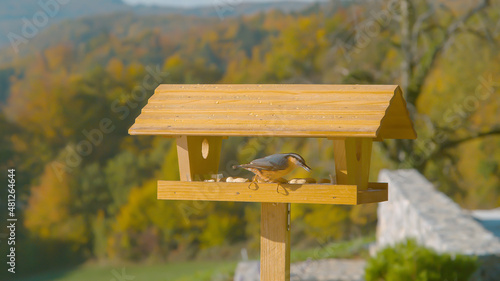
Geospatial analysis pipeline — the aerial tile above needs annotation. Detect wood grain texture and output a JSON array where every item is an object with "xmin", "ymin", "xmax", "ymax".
[
  {"xmin": 332, "ymin": 139, "xmax": 348, "ymax": 185},
  {"xmin": 345, "ymin": 138, "xmax": 372, "ymax": 190},
  {"xmin": 156, "ymin": 181, "xmax": 388, "ymax": 205},
  {"xmin": 357, "ymin": 182, "xmax": 388, "ymax": 204},
  {"xmin": 261, "ymin": 202, "xmax": 290, "ymax": 281},
  {"xmin": 129, "ymin": 84, "xmax": 416, "ymax": 139},
  {"xmin": 176, "ymin": 136, "xmax": 223, "ymax": 181},
  {"xmin": 377, "ymin": 86, "xmax": 417, "ymax": 140}
]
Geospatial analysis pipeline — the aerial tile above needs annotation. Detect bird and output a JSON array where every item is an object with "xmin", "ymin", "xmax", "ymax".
[{"xmin": 232, "ymin": 153, "xmax": 311, "ymax": 186}]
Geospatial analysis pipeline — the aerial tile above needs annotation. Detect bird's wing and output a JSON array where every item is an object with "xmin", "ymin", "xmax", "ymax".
[{"xmin": 241, "ymin": 154, "xmax": 288, "ymax": 171}]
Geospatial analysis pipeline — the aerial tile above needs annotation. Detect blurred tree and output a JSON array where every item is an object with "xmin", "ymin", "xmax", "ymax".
[
  {"xmin": 1, "ymin": 1, "xmax": 498, "ymax": 268},
  {"xmin": 383, "ymin": 0, "xmax": 497, "ymax": 167},
  {"xmin": 0, "ymin": 67, "xmax": 14, "ymax": 103},
  {"xmin": 0, "ymin": 112, "xmax": 15, "ymax": 167},
  {"xmin": 25, "ymin": 164, "xmax": 89, "ymax": 248}
]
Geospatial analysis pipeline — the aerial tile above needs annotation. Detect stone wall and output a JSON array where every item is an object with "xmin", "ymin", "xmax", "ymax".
[
  {"xmin": 234, "ymin": 169, "xmax": 500, "ymax": 280},
  {"xmin": 376, "ymin": 169, "xmax": 500, "ymax": 280}
]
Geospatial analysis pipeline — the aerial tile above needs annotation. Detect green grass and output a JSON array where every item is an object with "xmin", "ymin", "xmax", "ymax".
[
  {"xmin": 290, "ymin": 235, "xmax": 374, "ymax": 263},
  {"xmin": 17, "ymin": 260, "xmax": 236, "ymax": 281},
  {"xmin": 18, "ymin": 235, "xmax": 374, "ymax": 281}
]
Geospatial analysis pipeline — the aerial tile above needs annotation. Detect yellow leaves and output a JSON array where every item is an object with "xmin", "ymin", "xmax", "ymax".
[
  {"xmin": 381, "ymin": 48, "xmax": 400, "ymax": 70},
  {"xmin": 44, "ymin": 44, "xmax": 73, "ymax": 72},
  {"xmin": 415, "ymin": 31, "xmax": 500, "ymax": 209},
  {"xmin": 156, "ymin": 139, "xmax": 180, "ymax": 181},
  {"xmin": 25, "ymin": 163, "xmax": 69, "ymax": 235},
  {"xmin": 199, "ymin": 213, "xmax": 239, "ymax": 248},
  {"xmin": 306, "ymin": 206, "xmax": 349, "ymax": 239},
  {"xmin": 113, "ymin": 179, "xmax": 184, "ymax": 233},
  {"xmin": 316, "ymin": 28, "xmax": 327, "ymax": 47},
  {"xmin": 204, "ymin": 30, "xmax": 219, "ymax": 43},
  {"xmin": 106, "ymin": 58, "xmax": 124, "ymax": 80},
  {"xmin": 297, "ymin": 17, "xmax": 313, "ymax": 31},
  {"xmin": 244, "ymin": 204, "xmax": 260, "ymax": 248},
  {"xmin": 114, "ymin": 180, "xmax": 157, "ymax": 232},
  {"xmin": 292, "ymin": 204, "xmax": 350, "ymax": 240},
  {"xmin": 418, "ymin": 33, "xmax": 499, "ymax": 125},
  {"xmin": 24, "ymin": 163, "xmax": 88, "ymax": 245},
  {"xmin": 349, "ymin": 204, "xmax": 377, "ymax": 226},
  {"xmin": 454, "ymin": 137, "xmax": 500, "ymax": 209},
  {"xmin": 5, "ymin": 67, "xmax": 76, "ymax": 145},
  {"xmin": 126, "ymin": 62, "xmax": 146, "ymax": 80},
  {"xmin": 164, "ymin": 53, "xmax": 184, "ymax": 69}
]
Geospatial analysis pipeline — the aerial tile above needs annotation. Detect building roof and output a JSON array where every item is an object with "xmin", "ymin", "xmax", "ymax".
[{"xmin": 129, "ymin": 84, "xmax": 416, "ymax": 139}]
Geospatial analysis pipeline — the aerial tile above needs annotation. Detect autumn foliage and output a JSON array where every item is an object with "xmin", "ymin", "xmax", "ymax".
[{"xmin": 0, "ymin": 0, "xmax": 499, "ymax": 274}]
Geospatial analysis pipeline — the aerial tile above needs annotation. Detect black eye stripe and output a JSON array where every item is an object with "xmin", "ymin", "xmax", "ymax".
[{"xmin": 288, "ymin": 153, "xmax": 305, "ymax": 163}]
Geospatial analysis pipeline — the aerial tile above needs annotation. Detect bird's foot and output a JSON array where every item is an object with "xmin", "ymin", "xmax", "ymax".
[
  {"xmin": 274, "ymin": 178, "xmax": 286, "ymax": 193},
  {"xmin": 247, "ymin": 176, "xmax": 259, "ymax": 190}
]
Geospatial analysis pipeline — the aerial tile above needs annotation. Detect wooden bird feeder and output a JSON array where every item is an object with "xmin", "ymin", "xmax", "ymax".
[{"xmin": 129, "ymin": 84, "xmax": 416, "ymax": 281}]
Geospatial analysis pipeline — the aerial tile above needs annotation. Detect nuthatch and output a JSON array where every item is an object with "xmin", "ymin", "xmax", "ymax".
[{"xmin": 232, "ymin": 153, "xmax": 311, "ymax": 186}]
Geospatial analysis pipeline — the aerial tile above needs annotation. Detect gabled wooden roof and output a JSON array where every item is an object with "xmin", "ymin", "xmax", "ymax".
[{"xmin": 129, "ymin": 84, "xmax": 416, "ymax": 139}]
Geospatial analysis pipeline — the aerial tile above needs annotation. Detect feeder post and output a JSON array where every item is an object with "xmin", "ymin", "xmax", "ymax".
[{"xmin": 261, "ymin": 202, "xmax": 291, "ymax": 281}]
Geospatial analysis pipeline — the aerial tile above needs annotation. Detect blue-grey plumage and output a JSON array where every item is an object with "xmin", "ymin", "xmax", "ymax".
[{"xmin": 232, "ymin": 153, "xmax": 311, "ymax": 183}]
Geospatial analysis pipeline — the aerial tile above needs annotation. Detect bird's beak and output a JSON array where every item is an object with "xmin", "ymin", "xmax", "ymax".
[{"xmin": 300, "ymin": 163, "xmax": 312, "ymax": 172}]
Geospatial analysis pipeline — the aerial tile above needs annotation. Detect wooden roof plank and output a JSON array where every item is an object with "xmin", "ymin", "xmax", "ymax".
[
  {"xmin": 129, "ymin": 129, "xmax": 378, "ymax": 138},
  {"xmin": 129, "ymin": 84, "xmax": 416, "ymax": 139},
  {"xmin": 154, "ymin": 84, "xmax": 399, "ymax": 93}
]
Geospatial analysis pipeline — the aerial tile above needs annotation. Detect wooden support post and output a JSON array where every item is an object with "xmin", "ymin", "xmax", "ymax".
[
  {"xmin": 332, "ymin": 138, "xmax": 348, "ymax": 184},
  {"xmin": 346, "ymin": 138, "xmax": 372, "ymax": 190},
  {"xmin": 332, "ymin": 138, "xmax": 372, "ymax": 190},
  {"xmin": 261, "ymin": 202, "xmax": 290, "ymax": 281},
  {"xmin": 176, "ymin": 136, "xmax": 223, "ymax": 181}
]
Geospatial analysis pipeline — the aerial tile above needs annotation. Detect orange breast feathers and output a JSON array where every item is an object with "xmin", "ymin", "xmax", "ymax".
[{"xmin": 259, "ymin": 157, "xmax": 297, "ymax": 181}]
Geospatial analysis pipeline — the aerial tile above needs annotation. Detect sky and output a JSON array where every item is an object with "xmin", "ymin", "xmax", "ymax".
[{"xmin": 123, "ymin": 0, "xmax": 318, "ymax": 8}]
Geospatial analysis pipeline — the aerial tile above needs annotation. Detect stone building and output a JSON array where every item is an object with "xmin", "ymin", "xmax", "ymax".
[{"xmin": 376, "ymin": 169, "xmax": 500, "ymax": 280}]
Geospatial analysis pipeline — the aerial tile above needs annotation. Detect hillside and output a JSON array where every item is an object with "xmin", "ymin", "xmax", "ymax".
[
  {"xmin": 0, "ymin": 0, "xmax": 315, "ymax": 48},
  {"xmin": 0, "ymin": 0, "xmax": 498, "ymax": 278}
]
